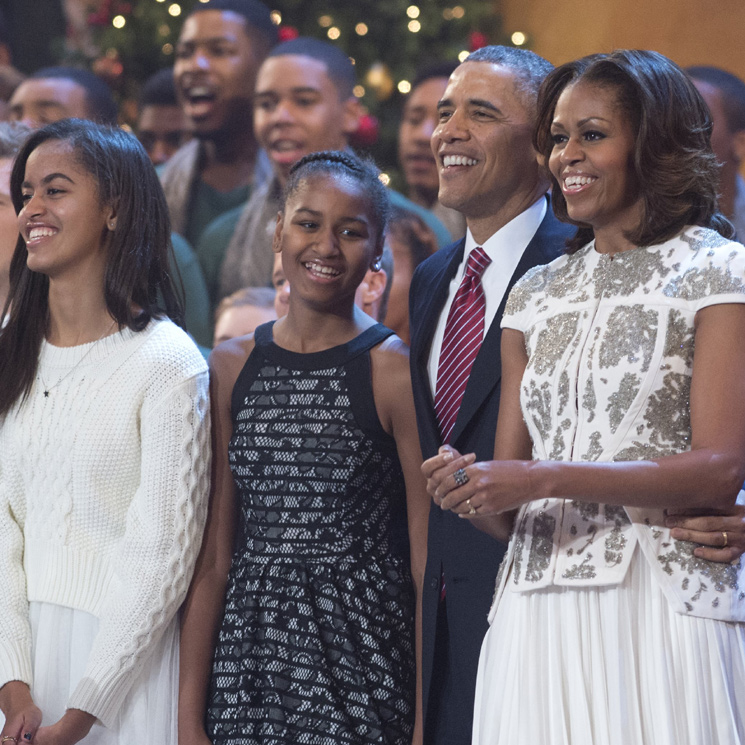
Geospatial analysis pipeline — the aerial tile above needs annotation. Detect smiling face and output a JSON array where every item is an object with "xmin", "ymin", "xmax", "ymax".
[
  {"xmin": 548, "ymin": 81, "xmax": 642, "ymax": 239},
  {"xmin": 273, "ymin": 172, "xmax": 380, "ymax": 311},
  {"xmin": 174, "ymin": 10, "xmax": 261, "ymax": 138},
  {"xmin": 398, "ymin": 76, "xmax": 449, "ymax": 206},
  {"xmin": 254, "ymin": 54, "xmax": 360, "ymax": 184},
  {"xmin": 19, "ymin": 139, "xmax": 114, "ymax": 281},
  {"xmin": 432, "ymin": 62, "xmax": 542, "ymax": 233}
]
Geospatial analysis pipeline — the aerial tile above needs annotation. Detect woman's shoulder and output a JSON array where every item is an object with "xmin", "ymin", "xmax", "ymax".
[
  {"xmin": 504, "ymin": 246, "xmax": 590, "ymax": 319},
  {"xmin": 132, "ymin": 317, "xmax": 209, "ymax": 382},
  {"xmin": 660, "ymin": 226, "xmax": 745, "ymax": 303}
]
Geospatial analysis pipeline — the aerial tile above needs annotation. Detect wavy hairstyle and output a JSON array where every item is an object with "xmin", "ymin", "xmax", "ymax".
[
  {"xmin": 533, "ymin": 50, "xmax": 732, "ymax": 253},
  {"xmin": 0, "ymin": 118, "xmax": 183, "ymax": 416}
]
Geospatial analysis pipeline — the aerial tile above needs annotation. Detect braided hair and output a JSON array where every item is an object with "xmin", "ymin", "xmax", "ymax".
[{"xmin": 282, "ymin": 150, "xmax": 390, "ymax": 245}]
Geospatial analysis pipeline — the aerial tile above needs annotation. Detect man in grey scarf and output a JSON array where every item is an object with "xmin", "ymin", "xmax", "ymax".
[{"xmin": 161, "ymin": 0, "xmax": 276, "ymax": 301}]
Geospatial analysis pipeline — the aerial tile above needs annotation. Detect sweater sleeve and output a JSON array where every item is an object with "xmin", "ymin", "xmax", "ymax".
[
  {"xmin": 67, "ymin": 369, "xmax": 211, "ymax": 727},
  {"xmin": 0, "ymin": 435, "xmax": 34, "ymax": 689}
]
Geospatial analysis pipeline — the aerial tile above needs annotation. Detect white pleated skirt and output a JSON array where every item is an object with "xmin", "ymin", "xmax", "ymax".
[
  {"xmin": 0, "ymin": 602, "xmax": 179, "ymax": 743},
  {"xmin": 473, "ymin": 548, "xmax": 745, "ymax": 745}
]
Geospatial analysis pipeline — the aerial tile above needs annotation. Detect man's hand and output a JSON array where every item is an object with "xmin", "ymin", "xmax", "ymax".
[{"xmin": 666, "ymin": 502, "xmax": 745, "ymax": 563}]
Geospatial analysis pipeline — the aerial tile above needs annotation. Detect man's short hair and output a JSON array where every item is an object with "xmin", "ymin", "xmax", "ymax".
[
  {"xmin": 686, "ymin": 65, "xmax": 745, "ymax": 133},
  {"xmin": 411, "ymin": 61, "xmax": 460, "ymax": 91},
  {"xmin": 0, "ymin": 121, "xmax": 30, "ymax": 158},
  {"xmin": 189, "ymin": 0, "xmax": 278, "ymax": 52},
  {"xmin": 266, "ymin": 37, "xmax": 356, "ymax": 100},
  {"xmin": 31, "ymin": 66, "xmax": 118, "ymax": 125},
  {"xmin": 138, "ymin": 69, "xmax": 178, "ymax": 111},
  {"xmin": 465, "ymin": 45, "xmax": 554, "ymax": 110}
]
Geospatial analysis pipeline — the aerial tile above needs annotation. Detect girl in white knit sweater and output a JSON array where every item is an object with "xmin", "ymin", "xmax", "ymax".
[{"xmin": 0, "ymin": 120, "xmax": 210, "ymax": 744}]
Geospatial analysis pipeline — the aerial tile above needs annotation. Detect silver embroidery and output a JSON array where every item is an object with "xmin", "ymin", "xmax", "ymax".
[
  {"xmin": 505, "ymin": 265, "xmax": 548, "ymax": 315},
  {"xmin": 606, "ymin": 372, "xmax": 641, "ymax": 433},
  {"xmin": 549, "ymin": 418, "xmax": 571, "ymax": 461},
  {"xmin": 644, "ymin": 372, "xmax": 692, "ymax": 451},
  {"xmin": 511, "ymin": 512, "xmax": 528, "ymax": 584},
  {"xmin": 604, "ymin": 504, "xmax": 631, "ymax": 566},
  {"xmin": 594, "ymin": 248, "xmax": 670, "ymax": 298},
  {"xmin": 562, "ymin": 553, "xmax": 597, "ymax": 580},
  {"xmin": 581, "ymin": 431, "xmax": 603, "ymax": 461},
  {"xmin": 525, "ymin": 510, "xmax": 556, "ymax": 582},
  {"xmin": 557, "ymin": 371, "xmax": 570, "ymax": 416},
  {"xmin": 662, "ymin": 309, "xmax": 695, "ymax": 368},
  {"xmin": 571, "ymin": 501, "xmax": 599, "ymax": 521},
  {"xmin": 679, "ymin": 226, "xmax": 730, "ymax": 256},
  {"xmin": 599, "ymin": 305, "xmax": 658, "ymax": 373},
  {"xmin": 531, "ymin": 313, "xmax": 581, "ymax": 376},
  {"xmin": 582, "ymin": 375, "xmax": 597, "ymax": 422},
  {"xmin": 657, "ymin": 539, "xmax": 739, "ymax": 596},
  {"xmin": 524, "ymin": 380, "xmax": 552, "ymax": 442}
]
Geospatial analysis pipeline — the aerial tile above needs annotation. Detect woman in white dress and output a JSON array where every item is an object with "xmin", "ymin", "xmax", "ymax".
[
  {"xmin": 424, "ymin": 50, "xmax": 745, "ymax": 745},
  {"xmin": 0, "ymin": 119, "xmax": 210, "ymax": 744}
]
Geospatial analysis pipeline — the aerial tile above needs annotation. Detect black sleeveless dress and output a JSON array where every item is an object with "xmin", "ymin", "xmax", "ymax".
[{"xmin": 206, "ymin": 322, "xmax": 415, "ymax": 744}]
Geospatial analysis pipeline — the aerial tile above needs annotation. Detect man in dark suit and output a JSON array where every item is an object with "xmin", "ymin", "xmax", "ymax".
[
  {"xmin": 408, "ymin": 45, "xmax": 572, "ymax": 745},
  {"xmin": 411, "ymin": 45, "xmax": 745, "ymax": 745}
]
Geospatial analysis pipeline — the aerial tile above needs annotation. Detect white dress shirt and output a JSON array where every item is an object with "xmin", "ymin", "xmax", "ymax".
[{"xmin": 427, "ymin": 197, "xmax": 547, "ymax": 395}]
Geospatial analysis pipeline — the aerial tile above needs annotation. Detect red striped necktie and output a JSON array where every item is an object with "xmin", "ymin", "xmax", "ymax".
[{"xmin": 434, "ymin": 246, "xmax": 492, "ymax": 444}]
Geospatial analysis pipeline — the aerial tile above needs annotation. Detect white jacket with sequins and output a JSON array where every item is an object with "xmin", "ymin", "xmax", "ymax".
[{"xmin": 492, "ymin": 226, "xmax": 745, "ymax": 623}]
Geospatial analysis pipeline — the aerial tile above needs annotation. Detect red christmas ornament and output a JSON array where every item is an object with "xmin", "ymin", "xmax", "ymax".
[
  {"xmin": 87, "ymin": 12, "xmax": 109, "ymax": 26},
  {"xmin": 349, "ymin": 114, "xmax": 379, "ymax": 148},
  {"xmin": 278, "ymin": 25, "xmax": 299, "ymax": 42},
  {"xmin": 469, "ymin": 31, "xmax": 488, "ymax": 51}
]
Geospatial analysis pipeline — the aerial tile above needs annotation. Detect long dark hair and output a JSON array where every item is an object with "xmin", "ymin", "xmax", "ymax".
[
  {"xmin": 0, "ymin": 118, "xmax": 183, "ymax": 416},
  {"xmin": 533, "ymin": 50, "xmax": 732, "ymax": 253}
]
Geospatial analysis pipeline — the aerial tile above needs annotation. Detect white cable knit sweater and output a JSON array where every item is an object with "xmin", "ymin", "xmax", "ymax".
[{"xmin": 0, "ymin": 318, "xmax": 210, "ymax": 728}]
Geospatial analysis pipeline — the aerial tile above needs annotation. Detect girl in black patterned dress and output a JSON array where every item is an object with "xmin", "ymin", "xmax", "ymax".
[{"xmin": 179, "ymin": 152, "xmax": 429, "ymax": 745}]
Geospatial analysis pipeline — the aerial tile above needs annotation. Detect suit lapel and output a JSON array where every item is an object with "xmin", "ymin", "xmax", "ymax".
[
  {"xmin": 410, "ymin": 239, "xmax": 466, "ymax": 457},
  {"xmin": 411, "ymin": 239, "xmax": 466, "ymax": 371}
]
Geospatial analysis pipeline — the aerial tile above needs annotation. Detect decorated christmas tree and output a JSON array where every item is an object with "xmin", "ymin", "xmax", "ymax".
[{"xmin": 78, "ymin": 0, "xmax": 516, "ymax": 179}]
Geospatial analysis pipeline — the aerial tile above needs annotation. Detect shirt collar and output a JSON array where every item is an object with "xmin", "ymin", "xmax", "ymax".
[{"xmin": 464, "ymin": 195, "xmax": 547, "ymax": 262}]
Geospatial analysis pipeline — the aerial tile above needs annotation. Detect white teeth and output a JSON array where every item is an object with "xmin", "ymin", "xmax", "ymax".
[
  {"xmin": 188, "ymin": 86, "xmax": 213, "ymax": 98},
  {"xmin": 305, "ymin": 262, "xmax": 340, "ymax": 277},
  {"xmin": 564, "ymin": 175, "xmax": 595, "ymax": 188},
  {"xmin": 442, "ymin": 155, "xmax": 478, "ymax": 167},
  {"xmin": 28, "ymin": 227, "xmax": 55, "ymax": 240}
]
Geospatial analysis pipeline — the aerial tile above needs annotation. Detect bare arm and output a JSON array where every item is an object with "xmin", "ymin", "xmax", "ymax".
[
  {"xmin": 178, "ymin": 338, "xmax": 251, "ymax": 745},
  {"xmin": 371, "ymin": 339, "xmax": 429, "ymax": 745},
  {"xmin": 428, "ymin": 304, "xmax": 745, "ymax": 519}
]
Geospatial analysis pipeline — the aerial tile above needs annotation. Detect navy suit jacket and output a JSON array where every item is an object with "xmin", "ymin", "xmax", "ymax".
[{"xmin": 409, "ymin": 201, "xmax": 573, "ymax": 742}]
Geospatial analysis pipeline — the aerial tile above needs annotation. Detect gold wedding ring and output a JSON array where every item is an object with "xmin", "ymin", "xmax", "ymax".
[{"xmin": 723, "ymin": 531, "xmax": 728, "ymax": 548}]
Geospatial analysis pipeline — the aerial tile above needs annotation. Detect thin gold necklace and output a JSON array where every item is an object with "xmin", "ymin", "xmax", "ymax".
[{"xmin": 39, "ymin": 319, "xmax": 117, "ymax": 398}]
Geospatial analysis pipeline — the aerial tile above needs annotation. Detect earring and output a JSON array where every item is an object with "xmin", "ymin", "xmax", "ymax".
[
  {"xmin": 108, "ymin": 221, "xmax": 116, "ymax": 231},
  {"xmin": 371, "ymin": 258, "xmax": 382, "ymax": 272}
]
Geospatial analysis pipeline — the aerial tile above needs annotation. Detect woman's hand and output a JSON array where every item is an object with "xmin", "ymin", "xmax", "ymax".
[
  {"xmin": 422, "ymin": 446, "xmax": 534, "ymax": 516},
  {"xmin": 0, "ymin": 681, "xmax": 42, "ymax": 745},
  {"xmin": 666, "ymin": 503, "xmax": 745, "ymax": 563},
  {"xmin": 33, "ymin": 710, "xmax": 95, "ymax": 745}
]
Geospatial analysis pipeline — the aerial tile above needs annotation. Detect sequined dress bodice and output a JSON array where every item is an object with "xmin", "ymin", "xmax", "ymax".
[{"xmin": 493, "ymin": 227, "xmax": 745, "ymax": 622}]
